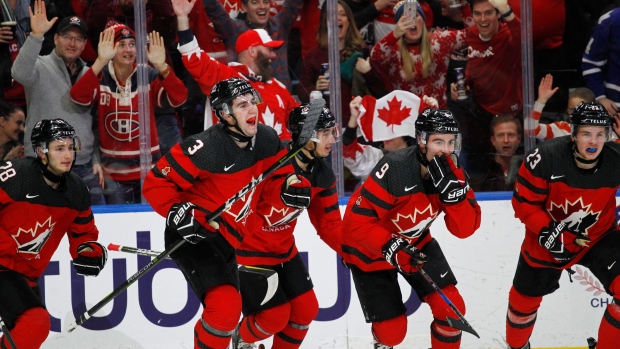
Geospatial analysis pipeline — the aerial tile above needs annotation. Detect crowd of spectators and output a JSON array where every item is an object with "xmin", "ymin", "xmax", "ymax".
[{"xmin": 1, "ymin": 0, "xmax": 620, "ymax": 205}]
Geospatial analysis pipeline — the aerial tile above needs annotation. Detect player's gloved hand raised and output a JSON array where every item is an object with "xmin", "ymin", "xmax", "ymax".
[
  {"xmin": 167, "ymin": 202, "xmax": 220, "ymax": 244},
  {"xmin": 538, "ymin": 221, "xmax": 588, "ymax": 262},
  {"xmin": 382, "ymin": 237, "xmax": 428, "ymax": 274},
  {"xmin": 73, "ymin": 241, "xmax": 108, "ymax": 277},
  {"xmin": 428, "ymin": 154, "xmax": 469, "ymax": 204},
  {"xmin": 281, "ymin": 174, "xmax": 311, "ymax": 209}
]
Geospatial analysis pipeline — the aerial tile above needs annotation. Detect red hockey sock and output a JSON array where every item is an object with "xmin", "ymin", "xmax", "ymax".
[
  {"xmin": 598, "ymin": 276, "xmax": 620, "ymax": 349},
  {"xmin": 272, "ymin": 290, "xmax": 319, "ymax": 349},
  {"xmin": 4, "ymin": 307, "xmax": 50, "ymax": 349},
  {"xmin": 425, "ymin": 285, "xmax": 465, "ymax": 349},
  {"xmin": 240, "ymin": 302, "xmax": 290, "ymax": 343},
  {"xmin": 506, "ymin": 286, "xmax": 542, "ymax": 349},
  {"xmin": 371, "ymin": 314, "xmax": 407, "ymax": 347},
  {"xmin": 194, "ymin": 285, "xmax": 241, "ymax": 349},
  {"xmin": 597, "ymin": 301, "xmax": 620, "ymax": 349}
]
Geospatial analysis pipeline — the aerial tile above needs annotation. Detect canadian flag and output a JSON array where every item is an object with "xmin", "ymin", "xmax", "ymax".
[{"xmin": 358, "ymin": 90, "xmax": 423, "ymax": 142}]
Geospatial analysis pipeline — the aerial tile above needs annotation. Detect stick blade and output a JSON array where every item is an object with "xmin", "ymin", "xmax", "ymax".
[
  {"xmin": 446, "ymin": 316, "xmax": 480, "ymax": 338},
  {"xmin": 296, "ymin": 98, "xmax": 325, "ymax": 148}
]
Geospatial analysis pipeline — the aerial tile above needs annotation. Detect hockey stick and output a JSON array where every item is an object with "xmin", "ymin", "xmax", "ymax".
[
  {"xmin": 587, "ymin": 337, "xmax": 597, "ymax": 349},
  {"xmin": 0, "ymin": 316, "xmax": 17, "ymax": 349},
  {"xmin": 108, "ymin": 243, "xmax": 279, "ymax": 306},
  {"xmin": 417, "ymin": 267, "xmax": 480, "ymax": 338},
  {"xmin": 67, "ymin": 98, "xmax": 325, "ymax": 333}
]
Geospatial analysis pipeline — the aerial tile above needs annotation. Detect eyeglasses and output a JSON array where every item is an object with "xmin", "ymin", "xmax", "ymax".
[{"xmin": 60, "ymin": 34, "xmax": 85, "ymax": 44}]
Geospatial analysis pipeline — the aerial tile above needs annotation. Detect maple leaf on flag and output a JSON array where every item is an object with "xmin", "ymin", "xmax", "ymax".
[{"xmin": 377, "ymin": 96, "xmax": 412, "ymax": 132}]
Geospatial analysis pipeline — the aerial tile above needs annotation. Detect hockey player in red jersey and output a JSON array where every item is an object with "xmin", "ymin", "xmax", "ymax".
[
  {"xmin": 0, "ymin": 119, "xmax": 107, "ymax": 348},
  {"xmin": 231, "ymin": 105, "xmax": 343, "ymax": 349},
  {"xmin": 342, "ymin": 108, "xmax": 481, "ymax": 349},
  {"xmin": 142, "ymin": 77, "xmax": 311, "ymax": 349},
  {"xmin": 506, "ymin": 101, "xmax": 620, "ymax": 349}
]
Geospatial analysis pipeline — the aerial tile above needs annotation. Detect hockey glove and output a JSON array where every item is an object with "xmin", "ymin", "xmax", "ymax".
[
  {"xmin": 382, "ymin": 237, "xmax": 428, "ymax": 274},
  {"xmin": 538, "ymin": 221, "xmax": 585, "ymax": 262},
  {"xmin": 73, "ymin": 241, "xmax": 108, "ymax": 277},
  {"xmin": 428, "ymin": 154, "xmax": 469, "ymax": 204},
  {"xmin": 281, "ymin": 174, "xmax": 312, "ymax": 209},
  {"xmin": 167, "ymin": 202, "xmax": 219, "ymax": 244}
]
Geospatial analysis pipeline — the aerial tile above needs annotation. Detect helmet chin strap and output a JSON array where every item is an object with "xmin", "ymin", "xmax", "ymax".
[
  {"xmin": 38, "ymin": 158, "xmax": 67, "ymax": 188},
  {"xmin": 416, "ymin": 145, "xmax": 430, "ymax": 167},
  {"xmin": 296, "ymin": 144, "xmax": 316, "ymax": 163},
  {"xmin": 573, "ymin": 143, "xmax": 600, "ymax": 166},
  {"xmin": 223, "ymin": 111, "xmax": 254, "ymax": 143}
]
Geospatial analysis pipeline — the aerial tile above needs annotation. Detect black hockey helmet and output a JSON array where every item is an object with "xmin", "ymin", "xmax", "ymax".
[
  {"xmin": 569, "ymin": 101, "xmax": 613, "ymax": 139},
  {"xmin": 31, "ymin": 118, "xmax": 80, "ymax": 156},
  {"xmin": 289, "ymin": 104, "xmax": 339, "ymax": 144},
  {"xmin": 210, "ymin": 77, "xmax": 262, "ymax": 122},
  {"xmin": 415, "ymin": 108, "xmax": 460, "ymax": 145}
]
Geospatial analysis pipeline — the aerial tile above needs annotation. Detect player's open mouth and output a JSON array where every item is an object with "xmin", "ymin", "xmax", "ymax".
[
  {"xmin": 586, "ymin": 147, "xmax": 598, "ymax": 153},
  {"xmin": 247, "ymin": 117, "xmax": 257, "ymax": 125}
]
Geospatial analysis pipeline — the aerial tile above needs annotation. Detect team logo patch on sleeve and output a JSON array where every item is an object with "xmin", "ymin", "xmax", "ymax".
[{"xmin": 162, "ymin": 166, "xmax": 171, "ymax": 176}]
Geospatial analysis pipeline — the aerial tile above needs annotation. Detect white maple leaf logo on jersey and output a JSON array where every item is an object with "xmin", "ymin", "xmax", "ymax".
[
  {"xmin": 548, "ymin": 197, "xmax": 600, "ymax": 234},
  {"xmin": 391, "ymin": 204, "xmax": 438, "ymax": 238},
  {"xmin": 12, "ymin": 216, "xmax": 55, "ymax": 255},
  {"xmin": 264, "ymin": 206, "xmax": 303, "ymax": 227}
]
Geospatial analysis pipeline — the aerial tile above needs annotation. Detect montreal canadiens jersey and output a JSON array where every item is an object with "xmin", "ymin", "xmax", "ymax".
[
  {"xmin": 143, "ymin": 123, "xmax": 293, "ymax": 249},
  {"xmin": 0, "ymin": 159, "xmax": 98, "ymax": 284},
  {"xmin": 236, "ymin": 154, "xmax": 342, "ymax": 266},
  {"xmin": 513, "ymin": 136, "xmax": 620, "ymax": 268},
  {"xmin": 342, "ymin": 146, "xmax": 481, "ymax": 272}
]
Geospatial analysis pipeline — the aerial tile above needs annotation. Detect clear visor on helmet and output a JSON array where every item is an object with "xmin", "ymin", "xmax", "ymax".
[
  {"xmin": 222, "ymin": 92, "xmax": 262, "ymax": 116},
  {"xmin": 40, "ymin": 136, "xmax": 80, "ymax": 154},
  {"xmin": 418, "ymin": 131, "xmax": 462, "ymax": 153},
  {"xmin": 310, "ymin": 125, "xmax": 341, "ymax": 144},
  {"xmin": 571, "ymin": 125, "xmax": 613, "ymax": 142}
]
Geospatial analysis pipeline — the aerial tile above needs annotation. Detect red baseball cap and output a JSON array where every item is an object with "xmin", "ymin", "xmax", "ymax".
[{"xmin": 235, "ymin": 29, "xmax": 283, "ymax": 54}]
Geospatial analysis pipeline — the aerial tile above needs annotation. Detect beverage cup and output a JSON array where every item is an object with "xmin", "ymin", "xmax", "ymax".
[{"xmin": 1, "ymin": 21, "xmax": 17, "ymax": 42}]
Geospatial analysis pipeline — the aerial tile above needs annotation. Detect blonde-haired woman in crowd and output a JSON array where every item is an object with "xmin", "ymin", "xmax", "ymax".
[{"xmin": 371, "ymin": 0, "xmax": 470, "ymax": 108}]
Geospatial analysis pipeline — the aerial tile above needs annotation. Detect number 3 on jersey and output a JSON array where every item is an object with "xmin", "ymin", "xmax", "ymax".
[
  {"xmin": 526, "ymin": 148, "xmax": 541, "ymax": 169},
  {"xmin": 375, "ymin": 163, "xmax": 389, "ymax": 179},
  {"xmin": 187, "ymin": 140, "xmax": 204, "ymax": 155},
  {"xmin": 0, "ymin": 161, "xmax": 16, "ymax": 182}
]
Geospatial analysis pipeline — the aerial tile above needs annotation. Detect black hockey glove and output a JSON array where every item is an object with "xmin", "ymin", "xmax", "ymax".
[
  {"xmin": 73, "ymin": 241, "xmax": 108, "ymax": 277},
  {"xmin": 281, "ymin": 174, "xmax": 311, "ymax": 209},
  {"xmin": 167, "ymin": 202, "xmax": 219, "ymax": 244},
  {"xmin": 428, "ymin": 154, "xmax": 469, "ymax": 204},
  {"xmin": 538, "ymin": 221, "xmax": 585, "ymax": 262},
  {"xmin": 382, "ymin": 237, "xmax": 428, "ymax": 274}
]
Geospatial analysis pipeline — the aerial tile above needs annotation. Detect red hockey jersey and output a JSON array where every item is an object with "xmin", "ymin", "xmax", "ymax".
[
  {"xmin": 142, "ymin": 123, "xmax": 294, "ymax": 249},
  {"xmin": 342, "ymin": 147, "xmax": 481, "ymax": 272},
  {"xmin": 512, "ymin": 136, "xmax": 620, "ymax": 268},
  {"xmin": 0, "ymin": 159, "xmax": 99, "ymax": 286},
  {"xmin": 70, "ymin": 63, "xmax": 187, "ymax": 181},
  {"xmin": 236, "ymin": 155, "xmax": 342, "ymax": 266}
]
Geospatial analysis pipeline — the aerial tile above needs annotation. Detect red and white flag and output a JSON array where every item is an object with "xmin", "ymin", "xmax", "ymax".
[{"xmin": 358, "ymin": 90, "xmax": 422, "ymax": 142}]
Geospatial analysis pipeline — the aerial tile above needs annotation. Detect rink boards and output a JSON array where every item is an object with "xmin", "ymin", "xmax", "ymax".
[{"xmin": 32, "ymin": 195, "xmax": 612, "ymax": 349}]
